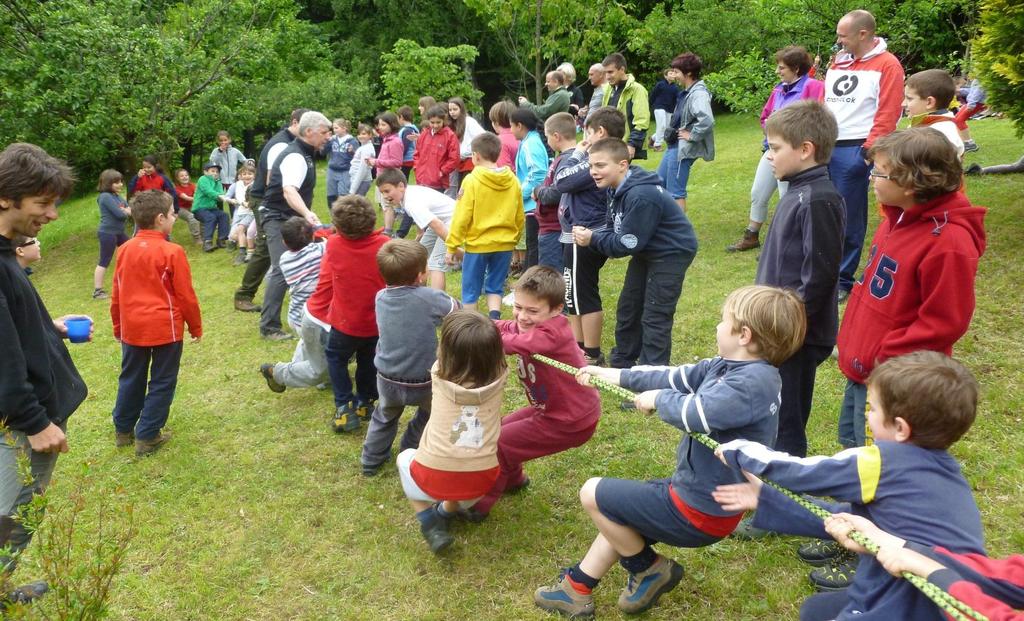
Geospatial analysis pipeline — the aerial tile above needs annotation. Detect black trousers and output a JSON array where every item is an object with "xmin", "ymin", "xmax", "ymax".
[
  {"xmin": 235, "ymin": 195, "xmax": 270, "ymax": 302},
  {"xmin": 610, "ymin": 252, "xmax": 694, "ymax": 367},
  {"xmin": 774, "ymin": 343, "xmax": 833, "ymax": 457}
]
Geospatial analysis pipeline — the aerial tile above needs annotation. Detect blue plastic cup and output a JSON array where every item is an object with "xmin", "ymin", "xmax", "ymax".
[{"xmin": 64, "ymin": 317, "xmax": 92, "ymax": 344}]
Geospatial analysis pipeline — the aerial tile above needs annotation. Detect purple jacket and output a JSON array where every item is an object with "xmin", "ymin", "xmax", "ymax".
[{"xmin": 759, "ymin": 74, "xmax": 825, "ymax": 128}]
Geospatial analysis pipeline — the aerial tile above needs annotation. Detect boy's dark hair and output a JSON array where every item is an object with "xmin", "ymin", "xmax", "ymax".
[
  {"xmin": 97, "ymin": 169, "xmax": 123, "ymax": 193},
  {"xmin": 437, "ymin": 310, "xmax": 506, "ymax": 388},
  {"xmin": 0, "ymin": 143, "xmax": 75, "ymax": 203},
  {"xmin": 290, "ymin": 108, "xmax": 310, "ymax": 124},
  {"xmin": 377, "ymin": 238, "xmax": 427, "ymax": 285},
  {"xmin": 670, "ymin": 52, "xmax": 703, "ymax": 79},
  {"xmin": 488, "ymin": 100, "xmax": 516, "ymax": 129},
  {"xmin": 130, "ymin": 190, "xmax": 172, "ymax": 229},
  {"xmin": 510, "ymin": 108, "xmax": 541, "ymax": 132},
  {"xmin": 764, "ymin": 100, "xmax": 838, "ymax": 164},
  {"xmin": 471, "ymin": 132, "xmax": 502, "ymax": 164},
  {"xmin": 775, "ymin": 46, "xmax": 813, "ymax": 76},
  {"xmin": 906, "ymin": 69, "xmax": 957, "ymax": 111},
  {"xmin": 377, "ymin": 111, "xmax": 401, "ymax": 133},
  {"xmin": 589, "ymin": 137, "xmax": 630, "ymax": 163},
  {"xmin": 331, "ymin": 195, "xmax": 376, "ymax": 239},
  {"xmin": 867, "ymin": 128, "xmax": 962, "ymax": 203},
  {"xmin": 867, "ymin": 351, "xmax": 978, "ymax": 449},
  {"xmin": 602, "ymin": 52, "xmax": 627, "ymax": 69},
  {"xmin": 584, "ymin": 107, "xmax": 626, "ymax": 139},
  {"xmin": 397, "ymin": 106, "xmax": 415, "ymax": 122},
  {"xmin": 722, "ymin": 285, "xmax": 807, "ymax": 366},
  {"xmin": 281, "ymin": 216, "xmax": 314, "ymax": 252},
  {"xmin": 425, "ymin": 105, "xmax": 449, "ymax": 121},
  {"xmin": 514, "ymin": 266, "xmax": 565, "ymax": 309},
  {"xmin": 376, "ymin": 168, "xmax": 407, "ymax": 189},
  {"xmin": 544, "ymin": 112, "xmax": 577, "ymax": 142}
]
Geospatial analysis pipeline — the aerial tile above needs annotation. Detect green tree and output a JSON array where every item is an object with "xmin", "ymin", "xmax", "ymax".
[
  {"xmin": 973, "ymin": 0, "xmax": 1024, "ymax": 135},
  {"xmin": 380, "ymin": 39, "xmax": 484, "ymax": 112}
]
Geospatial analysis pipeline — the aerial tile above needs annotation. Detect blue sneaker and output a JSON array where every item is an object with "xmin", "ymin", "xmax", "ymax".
[
  {"xmin": 534, "ymin": 571, "xmax": 595, "ymax": 618},
  {"xmin": 331, "ymin": 402, "xmax": 360, "ymax": 433},
  {"xmin": 617, "ymin": 555, "xmax": 684, "ymax": 614}
]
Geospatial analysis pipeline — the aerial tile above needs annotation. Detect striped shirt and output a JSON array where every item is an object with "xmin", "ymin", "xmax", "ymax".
[{"xmin": 279, "ymin": 241, "xmax": 326, "ymax": 329}]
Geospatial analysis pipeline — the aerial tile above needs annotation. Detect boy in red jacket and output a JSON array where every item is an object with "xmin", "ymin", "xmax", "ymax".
[
  {"xmin": 463, "ymin": 266, "xmax": 601, "ymax": 519},
  {"xmin": 814, "ymin": 126, "xmax": 986, "ymax": 589},
  {"xmin": 110, "ymin": 191, "xmax": 202, "ymax": 457},
  {"xmin": 413, "ymin": 105, "xmax": 460, "ymax": 194},
  {"xmin": 324, "ymin": 195, "xmax": 389, "ymax": 432}
]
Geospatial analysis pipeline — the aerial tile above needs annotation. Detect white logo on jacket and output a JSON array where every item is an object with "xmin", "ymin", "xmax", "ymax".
[{"xmin": 450, "ymin": 405, "xmax": 484, "ymax": 448}]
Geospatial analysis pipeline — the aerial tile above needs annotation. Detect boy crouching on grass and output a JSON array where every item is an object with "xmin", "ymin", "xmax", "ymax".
[
  {"xmin": 711, "ymin": 351, "xmax": 985, "ymax": 621},
  {"xmin": 110, "ymin": 191, "xmax": 201, "ymax": 457},
  {"xmin": 359, "ymin": 238, "xmax": 459, "ymax": 476},
  {"xmin": 464, "ymin": 266, "xmax": 600, "ymax": 520},
  {"xmin": 533, "ymin": 285, "xmax": 805, "ymax": 618}
]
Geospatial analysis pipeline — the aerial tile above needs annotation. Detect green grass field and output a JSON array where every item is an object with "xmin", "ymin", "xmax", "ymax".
[{"xmin": 23, "ymin": 115, "xmax": 1024, "ymax": 620}]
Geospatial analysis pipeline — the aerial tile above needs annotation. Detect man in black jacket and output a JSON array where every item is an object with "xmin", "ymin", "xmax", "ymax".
[{"xmin": 0, "ymin": 143, "xmax": 87, "ymax": 604}]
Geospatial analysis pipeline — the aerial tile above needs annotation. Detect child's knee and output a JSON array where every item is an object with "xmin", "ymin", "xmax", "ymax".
[{"xmin": 580, "ymin": 477, "xmax": 602, "ymax": 510}]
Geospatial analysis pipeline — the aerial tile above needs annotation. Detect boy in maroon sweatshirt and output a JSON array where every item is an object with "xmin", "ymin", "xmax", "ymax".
[{"xmin": 465, "ymin": 266, "xmax": 601, "ymax": 519}]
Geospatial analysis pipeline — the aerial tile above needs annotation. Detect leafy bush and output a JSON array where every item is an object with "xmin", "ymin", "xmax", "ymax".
[
  {"xmin": 381, "ymin": 40, "xmax": 483, "ymax": 113},
  {"xmin": 973, "ymin": 0, "xmax": 1024, "ymax": 135},
  {"xmin": 704, "ymin": 51, "xmax": 777, "ymax": 115}
]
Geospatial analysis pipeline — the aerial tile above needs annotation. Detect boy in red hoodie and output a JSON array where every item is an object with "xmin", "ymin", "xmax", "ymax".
[
  {"xmin": 324, "ymin": 195, "xmax": 389, "ymax": 432},
  {"xmin": 110, "ymin": 191, "xmax": 202, "ymax": 457},
  {"xmin": 813, "ymin": 126, "xmax": 986, "ymax": 589},
  {"xmin": 464, "ymin": 266, "xmax": 601, "ymax": 519},
  {"xmin": 413, "ymin": 105, "xmax": 460, "ymax": 194}
]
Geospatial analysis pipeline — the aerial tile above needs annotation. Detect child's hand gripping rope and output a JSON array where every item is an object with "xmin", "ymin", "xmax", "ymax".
[{"xmin": 531, "ymin": 354, "xmax": 990, "ymax": 621}]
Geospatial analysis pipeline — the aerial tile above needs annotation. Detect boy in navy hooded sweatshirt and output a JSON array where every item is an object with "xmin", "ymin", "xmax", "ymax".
[{"xmin": 572, "ymin": 138, "xmax": 697, "ymax": 367}]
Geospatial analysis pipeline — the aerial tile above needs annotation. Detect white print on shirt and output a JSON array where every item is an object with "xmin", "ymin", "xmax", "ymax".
[
  {"xmin": 825, "ymin": 68, "xmax": 883, "ymax": 140},
  {"xmin": 516, "ymin": 357, "xmax": 537, "ymax": 384},
  {"xmin": 450, "ymin": 406, "xmax": 484, "ymax": 448}
]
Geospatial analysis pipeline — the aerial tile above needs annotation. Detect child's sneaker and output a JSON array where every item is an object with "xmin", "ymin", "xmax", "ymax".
[
  {"xmin": 259, "ymin": 363, "xmax": 286, "ymax": 393},
  {"xmin": 731, "ymin": 515, "xmax": 771, "ymax": 539},
  {"xmin": 354, "ymin": 399, "xmax": 374, "ymax": 422},
  {"xmin": 617, "ymin": 555, "xmax": 684, "ymax": 614},
  {"xmin": 92, "ymin": 288, "xmax": 109, "ymax": 300},
  {"xmin": 534, "ymin": 572, "xmax": 595, "ymax": 619},
  {"xmin": 582, "ymin": 352, "xmax": 606, "ymax": 367},
  {"xmin": 420, "ymin": 506, "xmax": 453, "ymax": 554},
  {"xmin": 331, "ymin": 402, "xmax": 360, "ymax": 433},
  {"xmin": 455, "ymin": 506, "xmax": 489, "ymax": 523},
  {"xmin": 797, "ymin": 539, "xmax": 844, "ymax": 566},
  {"xmin": 808, "ymin": 548, "xmax": 858, "ymax": 591}
]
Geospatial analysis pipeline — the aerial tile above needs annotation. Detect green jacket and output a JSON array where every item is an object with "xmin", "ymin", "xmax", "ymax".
[
  {"xmin": 521, "ymin": 86, "xmax": 571, "ymax": 121},
  {"xmin": 193, "ymin": 174, "xmax": 224, "ymax": 211},
  {"xmin": 601, "ymin": 74, "xmax": 650, "ymax": 153}
]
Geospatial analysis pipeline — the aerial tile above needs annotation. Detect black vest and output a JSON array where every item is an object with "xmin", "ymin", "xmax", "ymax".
[
  {"xmin": 262, "ymin": 138, "xmax": 316, "ymax": 221},
  {"xmin": 251, "ymin": 127, "xmax": 293, "ymax": 199}
]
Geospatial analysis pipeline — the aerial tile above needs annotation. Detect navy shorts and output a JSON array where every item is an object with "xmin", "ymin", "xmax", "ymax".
[
  {"xmin": 595, "ymin": 478, "xmax": 723, "ymax": 548},
  {"xmin": 461, "ymin": 251, "xmax": 512, "ymax": 303},
  {"xmin": 97, "ymin": 231, "xmax": 129, "ymax": 268}
]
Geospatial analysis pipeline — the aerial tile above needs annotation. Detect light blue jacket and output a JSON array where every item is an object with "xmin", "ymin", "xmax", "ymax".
[{"xmin": 515, "ymin": 130, "xmax": 549, "ymax": 214}]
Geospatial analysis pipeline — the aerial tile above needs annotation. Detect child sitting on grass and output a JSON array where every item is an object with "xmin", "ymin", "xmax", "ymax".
[
  {"xmin": 712, "ymin": 350, "xmax": 985, "ymax": 621},
  {"xmin": 359, "ymin": 239, "xmax": 459, "ymax": 476},
  {"xmin": 396, "ymin": 310, "xmax": 509, "ymax": 554},
  {"xmin": 324, "ymin": 195, "xmax": 389, "ymax": 433},
  {"xmin": 224, "ymin": 163, "xmax": 257, "ymax": 265},
  {"xmin": 464, "ymin": 266, "xmax": 600, "ymax": 520},
  {"xmin": 110, "ymin": 191, "xmax": 202, "ymax": 457},
  {"xmin": 533, "ymin": 285, "xmax": 806, "ymax": 618}
]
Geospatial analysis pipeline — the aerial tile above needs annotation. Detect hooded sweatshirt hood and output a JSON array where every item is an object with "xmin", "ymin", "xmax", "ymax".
[{"xmin": 471, "ymin": 165, "xmax": 518, "ymax": 192}]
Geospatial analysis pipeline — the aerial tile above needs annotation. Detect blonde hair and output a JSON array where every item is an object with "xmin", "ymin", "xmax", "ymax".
[{"xmin": 722, "ymin": 286, "xmax": 806, "ymax": 366}]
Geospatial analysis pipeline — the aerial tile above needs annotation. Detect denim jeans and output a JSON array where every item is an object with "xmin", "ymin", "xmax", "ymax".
[
  {"xmin": 538, "ymin": 231, "xmax": 563, "ymax": 273},
  {"xmin": 194, "ymin": 208, "xmax": 229, "ymax": 242},
  {"xmin": 325, "ymin": 329, "xmax": 378, "ymax": 408},
  {"xmin": 655, "ymin": 146, "xmax": 695, "ymax": 199},
  {"xmin": 0, "ymin": 424, "xmax": 62, "ymax": 571},
  {"xmin": 837, "ymin": 379, "xmax": 868, "ymax": 448},
  {"xmin": 828, "ymin": 144, "xmax": 871, "ymax": 291},
  {"xmin": 112, "ymin": 341, "xmax": 183, "ymax": 441},
  {"xmin": 360, "ymin": 377, "xmax": 432, "ymax": 469}
]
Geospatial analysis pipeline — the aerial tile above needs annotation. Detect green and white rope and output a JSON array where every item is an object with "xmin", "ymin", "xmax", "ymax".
[{"xmin": 531, "ymin": 354, "xmax": 988, "ymax": 621}]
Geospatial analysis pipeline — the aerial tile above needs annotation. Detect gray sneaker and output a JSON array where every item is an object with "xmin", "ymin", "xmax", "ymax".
[
  {"xmin": 731, "ymin": 515, "xmax": 771, "ymax": 540},
  {"xmin": 534, "ymin": 572, "xmax": 595, "ymax": 619},
  {"xmin": 617, "ymin": 555, "xmax": 684, "ymax": 614},
  {"xmin": 261, "ymin": 330, "xmax": 293, "ymax": 342}
]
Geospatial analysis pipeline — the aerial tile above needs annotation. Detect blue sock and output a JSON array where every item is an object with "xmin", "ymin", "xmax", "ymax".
[
  {"xmin": 567, "ymin": 564, "xmax": 599, "ymax": 591},
  {"xmin": 620, "ymin": 546, "xmax": 658, "ymax": 574},
  {"xmin": 488, "ymin": 310, "xmax": 501, "ymax": 320}
]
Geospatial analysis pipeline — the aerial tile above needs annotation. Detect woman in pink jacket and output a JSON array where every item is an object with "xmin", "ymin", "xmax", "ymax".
[{"xmin": 727, "ymin": 46, "xmax": 825, "ymax": 252}]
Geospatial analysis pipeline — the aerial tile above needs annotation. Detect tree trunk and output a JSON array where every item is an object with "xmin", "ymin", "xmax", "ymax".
[{"xmin": 181, "ymin": 139, "xmax": 193, "ymax": 173}]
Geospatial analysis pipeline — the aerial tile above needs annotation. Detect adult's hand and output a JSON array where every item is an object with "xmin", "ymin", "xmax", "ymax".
[
  {"xmin": 28, "ymin": 423, "xmax": 69, "ymax": 454},
  {"xmin": 53, "ymin": 315, "xmax": 94, "ymax": 341}
]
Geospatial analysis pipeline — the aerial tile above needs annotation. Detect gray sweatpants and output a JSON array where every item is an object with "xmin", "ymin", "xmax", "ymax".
[
  {"xmin": 0, "ymin": 426, "xmax": 62, "ymax": 572},
  {"xmin": 360, "ymin": 378, "xmax": 432, "ymax": 469},
  {"xmin": 273, "ymin": 311, "xmax": 329, "ymax": 388}
]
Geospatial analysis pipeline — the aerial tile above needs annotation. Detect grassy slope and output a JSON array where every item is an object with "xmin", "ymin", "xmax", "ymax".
[{"xmin": 25, "ymin": 115, "xmax": 1024, "ymax": 620}]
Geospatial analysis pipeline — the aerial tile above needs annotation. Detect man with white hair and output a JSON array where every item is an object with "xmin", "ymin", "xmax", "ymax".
[
  {"xmin": 825, "ymin": 9, "xmax": 904, "ymax": 302},
  {"xmin": 258, "ymin": 111, "xmax": 331, "ymax": 339}
]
